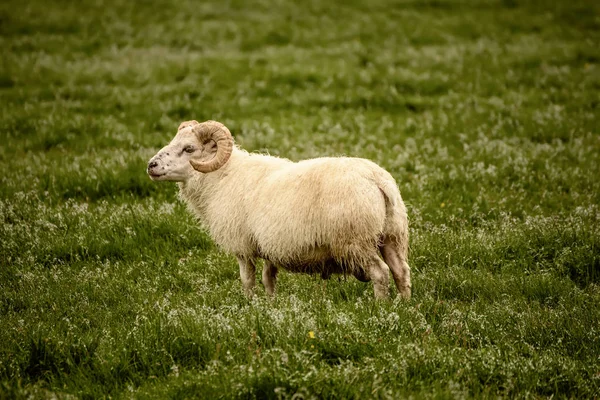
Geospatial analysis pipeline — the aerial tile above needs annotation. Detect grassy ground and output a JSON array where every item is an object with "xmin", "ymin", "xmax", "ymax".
[{"xmin": 1, "ymin": 0, "xmax": 600, "ymax": 398}]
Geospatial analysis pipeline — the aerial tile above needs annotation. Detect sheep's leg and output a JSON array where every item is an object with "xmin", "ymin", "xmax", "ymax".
[
  {"xmin": 380, "ymin": 239, "xmax": 411, "ymax": 300},
  {"xmin": 237, "ymin": 257, "xmax": 256, "ymax": 297},
  {"xmin": 262, "ymin": 260, "xmax": 278, "ymax": 296},
  {"xmin": 367, "ymin": 256, "xmax": 390, "ymax": 299}
]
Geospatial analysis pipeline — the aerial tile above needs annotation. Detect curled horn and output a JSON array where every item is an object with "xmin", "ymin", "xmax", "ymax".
[{"xmin": 189, "ymin": 120, "xmax": 234, "ymax": 173}]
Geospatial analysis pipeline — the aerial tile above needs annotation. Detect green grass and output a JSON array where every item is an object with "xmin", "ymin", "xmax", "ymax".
[{"xmin": 1, "ymin": 0, "xmax": 599, "ymax": 398}]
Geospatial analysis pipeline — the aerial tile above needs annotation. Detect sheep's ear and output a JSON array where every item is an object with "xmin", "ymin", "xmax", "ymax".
[{"xmin": 178, "ymin": 120, "xmax": 200, "ymax": 131}]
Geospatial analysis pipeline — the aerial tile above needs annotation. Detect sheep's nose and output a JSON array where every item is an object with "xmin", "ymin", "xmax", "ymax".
[{"xmin": 148, "ymin": 160, "xmax": 158, "ymax": 169}]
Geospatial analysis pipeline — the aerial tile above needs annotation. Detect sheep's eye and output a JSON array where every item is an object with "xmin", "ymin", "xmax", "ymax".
[{"xmin": 184, "ymin": 146, "xmax": 195, "ymax": 153}]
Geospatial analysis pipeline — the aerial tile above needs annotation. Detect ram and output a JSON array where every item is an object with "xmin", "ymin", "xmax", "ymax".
[{"xmin": 147, "ymin": 120, "xmax": 411, "ymax": 299}]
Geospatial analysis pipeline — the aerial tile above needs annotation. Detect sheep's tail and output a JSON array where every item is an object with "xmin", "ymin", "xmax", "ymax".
[{"xmin": 377, "ymin": 178, "xmax": 408, "ymax": 252}]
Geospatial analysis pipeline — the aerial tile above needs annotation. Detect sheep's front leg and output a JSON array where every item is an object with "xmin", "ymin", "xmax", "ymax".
[
  {"xmin": 262, "ymin": 260, "xmax": 278, "ymax": 296},
  {"xmin": 237, "ymin": 257, "xmax": 256, "ymax": 298},
  {"xmin": 367, "ymin": 256, "xmax": 390, "ymax": 299}
]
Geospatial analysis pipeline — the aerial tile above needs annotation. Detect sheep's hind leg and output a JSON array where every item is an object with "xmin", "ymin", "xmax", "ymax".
[
  {"xmin": 366, "ymin": 255, "xmax": 390, "ymax": 299},
  {"xmin": 380, "ymin": 238, "xmax": 411, "ymax": 300},
  {"xmin": 262, "ymin": 260, "xmax": 278, "ymax": 296},
  {"xmin": 237, "ymin": 257, "xmax": 256, "ymax": 298}
]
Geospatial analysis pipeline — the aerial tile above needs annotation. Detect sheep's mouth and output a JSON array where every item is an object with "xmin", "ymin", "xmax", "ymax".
[{"xmin": 148, "ymin": 172, "xmax": 165, "ymax": 179}]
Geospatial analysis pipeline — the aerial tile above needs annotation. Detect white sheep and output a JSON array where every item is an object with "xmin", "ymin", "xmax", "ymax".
[{"xmin": 147, "ymin": 120, "xmax": 411, "ymax": 299}]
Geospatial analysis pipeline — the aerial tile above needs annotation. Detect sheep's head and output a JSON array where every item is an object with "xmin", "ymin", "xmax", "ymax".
[{"xmin": 147, "ymin": 120, "xmax": 234, "ymax": 181}]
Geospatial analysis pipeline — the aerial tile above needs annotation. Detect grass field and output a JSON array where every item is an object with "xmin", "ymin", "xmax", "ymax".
[{"xmin": 1, "ymin": 0, "xmax": 600, "ymax": 398}]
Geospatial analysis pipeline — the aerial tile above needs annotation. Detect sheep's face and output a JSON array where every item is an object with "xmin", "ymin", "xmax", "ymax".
[{"xmin": 147, "ymin": 124, "xmax": 217, "ymax": 182}]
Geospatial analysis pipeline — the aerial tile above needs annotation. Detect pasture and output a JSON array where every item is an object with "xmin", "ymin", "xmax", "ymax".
[{"xmin": 1, "ymin": 0, "xmax": 599, "ymax": 398}]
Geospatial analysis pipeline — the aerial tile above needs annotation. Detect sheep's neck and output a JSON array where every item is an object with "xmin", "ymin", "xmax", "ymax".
[{"xmin": 177, "ymin": 149, "xmax": 247, "ymax": 219}]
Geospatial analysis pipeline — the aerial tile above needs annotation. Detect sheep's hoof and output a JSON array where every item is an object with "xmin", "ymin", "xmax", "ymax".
[
  {"xmin": 374, "ymin": 291, "xmax": 389, "ymax": 300},
  {"xmin": 398, "ymin": 287, "xmax": 411, "ymax": 300}
]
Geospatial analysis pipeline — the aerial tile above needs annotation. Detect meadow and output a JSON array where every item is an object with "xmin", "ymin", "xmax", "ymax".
[{"xmin": 1, "ymin": 0, "xmax": 599, "ymax": 398}]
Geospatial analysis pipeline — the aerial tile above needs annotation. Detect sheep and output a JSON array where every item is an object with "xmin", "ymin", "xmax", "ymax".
[{"xmin": 147, "ymin": 120, "xmax": 411, "ymax": 299}]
